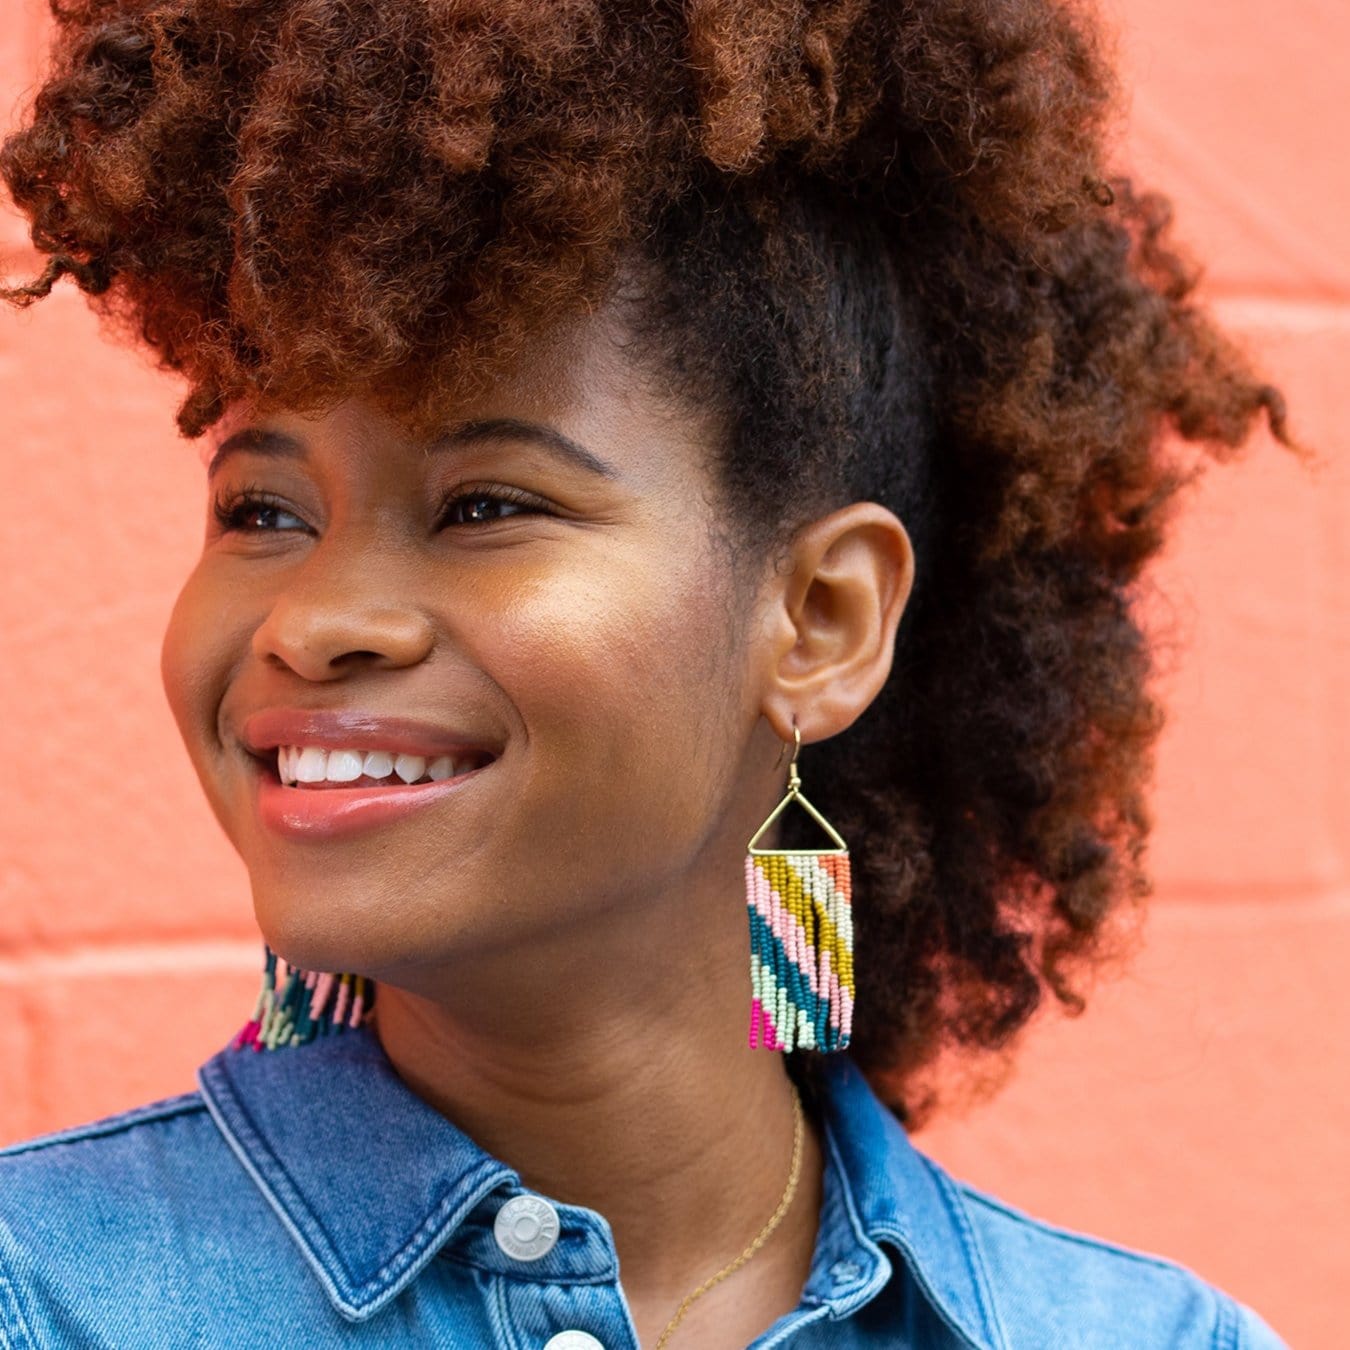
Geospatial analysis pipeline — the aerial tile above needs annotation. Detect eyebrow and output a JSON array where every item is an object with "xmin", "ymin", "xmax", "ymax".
[{"xmin": 205, "ymin": 416, "xmax": 621, "ymax": 481}]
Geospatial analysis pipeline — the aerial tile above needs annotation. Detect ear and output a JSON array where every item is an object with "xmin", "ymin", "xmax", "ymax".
[{"xmin": 757, "ymin": 502, "xmax": 914, "ymax": 745}]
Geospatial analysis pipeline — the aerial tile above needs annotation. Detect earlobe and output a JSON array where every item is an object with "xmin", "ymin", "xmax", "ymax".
[{"xmin": 761, "ymin": 501, "xmax": 914, "ymax": 745}]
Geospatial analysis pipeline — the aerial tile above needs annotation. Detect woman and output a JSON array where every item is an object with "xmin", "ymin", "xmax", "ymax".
[{"xmin": 0, "ymin": 0, "xmax": 1293, "ymax": 1346}]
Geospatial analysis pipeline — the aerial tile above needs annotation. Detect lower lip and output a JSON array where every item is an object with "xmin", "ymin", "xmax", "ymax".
[{"xmin": 254, "ymin": 762, "xmax": 491, "ymax": 839}]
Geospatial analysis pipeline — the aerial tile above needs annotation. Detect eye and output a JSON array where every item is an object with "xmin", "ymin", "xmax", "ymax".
[
  {"xmin": 437, "ymin": 484, "xmax": 549, "ymax": 527},
  {"xmin": 212, "ymin": 487, "xmax": 308, "ymax": 534}
]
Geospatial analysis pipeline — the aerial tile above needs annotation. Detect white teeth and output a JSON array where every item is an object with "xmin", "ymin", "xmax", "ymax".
[
  {"xmin": 274, "ymin": 745, "xmax": 482, "ymax": 786},
  {"xmin": 295, "ymin": 747, "xmax": 329, "ymax": 783},
  {"xmin": 362, "ymin": 750, "xmax": 395, "ymax": 779},
  {"xmin": 325, "ymin": 750, "xmax": 364, "ymax": 783},
  {"xmin": 394, "ymin": 754, "xmax": 427, "ymax": 784}
]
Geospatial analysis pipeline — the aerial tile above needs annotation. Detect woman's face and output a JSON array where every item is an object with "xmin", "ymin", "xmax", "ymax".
[{"xmin": 161, "ymin": 309, "xmax": 771, "ymax": 992}]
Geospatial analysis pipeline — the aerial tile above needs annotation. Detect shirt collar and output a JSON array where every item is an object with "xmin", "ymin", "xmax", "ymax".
[
  {"xmin": 810, "ymin": 1054, "xmax": 1004, "ymax": 1349},
  {"xmin": 196, "ymin": 1026, "xmax": 1000, "ymax": 1344},
  {"xmin": 197, "ymin": 1026, "xmax": 515, "ymax": 1321}
]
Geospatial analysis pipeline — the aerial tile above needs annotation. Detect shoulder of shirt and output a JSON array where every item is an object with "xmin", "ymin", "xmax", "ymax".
[
  {"xmin": 0, "ymin": 1091, "xmax": 240, "ymax": 1346},
  {"xmin": 0, "ymin": 1092, "xmax": 224, "ymax": 1256},
  {"xmin": 0, "ymin": 1091, "xmax": 207, "ymax": 1163},
  {"xmin": 923, "ymin": 1160, "xmax": 1287, "ymax": 1350}
]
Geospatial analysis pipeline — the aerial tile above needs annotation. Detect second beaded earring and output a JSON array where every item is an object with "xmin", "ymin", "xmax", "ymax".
[
  {"xmin": 744, "ymin": 721, "xmax": 854, "ymax": 1053},
  {"xmin": 231, "ymin": 944, "xmax": 374, "ymax": 1052}
]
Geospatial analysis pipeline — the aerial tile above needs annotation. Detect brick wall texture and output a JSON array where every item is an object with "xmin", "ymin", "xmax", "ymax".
[{"xmin": 2, "ymin": 3, "xmax": 1345, "ymax": 1345}]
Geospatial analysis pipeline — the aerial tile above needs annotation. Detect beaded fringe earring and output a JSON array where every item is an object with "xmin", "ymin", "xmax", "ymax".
[
  {"xmin": 231, "ymin": 944, "xmax": 376, "ymax": 1052},
  {"xmin": 745, "ymin": 720, "xmax": 854, "ymax": 1053}
]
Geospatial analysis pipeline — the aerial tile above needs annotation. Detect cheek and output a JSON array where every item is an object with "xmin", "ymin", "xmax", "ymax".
[
  {"xmin": 478, "ymin": 543, "xmax": 743, "ymax": 858},
  {"xmin": 160, "ymin": 563, "xmax": 250, "ymax": 785},
  {"xmin": 495, "ymin": 548, "xmax": 724, "ymax": 714}
]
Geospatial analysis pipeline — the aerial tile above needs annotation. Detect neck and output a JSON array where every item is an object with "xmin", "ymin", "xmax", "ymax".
[{"xmin": 371, "ymin": 910, "xmax": 824, "ymax": 1337}]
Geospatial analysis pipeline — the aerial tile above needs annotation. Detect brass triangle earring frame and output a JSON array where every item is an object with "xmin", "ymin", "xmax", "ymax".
[{"xmin": 747, "ymin": 721, "xmax": 848, "ymax": 856}]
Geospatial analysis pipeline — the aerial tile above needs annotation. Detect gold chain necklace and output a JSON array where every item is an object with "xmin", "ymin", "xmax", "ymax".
[{"xmin": 652, "ymin": 1087, "xmax": 805, "ymax": 1350}]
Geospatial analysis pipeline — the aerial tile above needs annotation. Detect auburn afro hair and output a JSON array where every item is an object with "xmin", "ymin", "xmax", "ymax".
[{"xmin": 1, "ymin": 0, "xmax": 1293, "ymax": 1122}]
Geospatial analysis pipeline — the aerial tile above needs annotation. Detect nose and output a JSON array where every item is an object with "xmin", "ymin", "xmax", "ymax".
[{"xmin": 251, "ymin": 547, "xmax": 436, "ymax": 681}]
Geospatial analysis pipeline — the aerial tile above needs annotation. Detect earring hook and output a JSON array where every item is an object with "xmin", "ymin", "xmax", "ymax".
[
  {"xmin": 774, "ymin": 716, "xmax": 802, "ymax": 785},
  {"xmin": 748, "ymin": 714, "xmax": 846, "ymax": 855}
]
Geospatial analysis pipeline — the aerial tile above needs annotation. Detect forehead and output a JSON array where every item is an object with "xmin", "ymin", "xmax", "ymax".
[{"xmin": 205, "ymin": 302, "xmax": 724, "ymax": 494}]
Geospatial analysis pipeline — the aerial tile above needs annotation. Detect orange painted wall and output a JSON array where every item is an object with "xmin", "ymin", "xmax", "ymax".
[{"xmin": 1, "ymin": 4, "xmax": 1345, "ymax": 1346}]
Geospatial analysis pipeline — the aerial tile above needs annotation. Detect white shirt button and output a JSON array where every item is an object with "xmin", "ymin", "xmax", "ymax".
[
  {"xmin": 543, "ymin": 1334, "xmax": 605, "ymax": 1350},
  {"xmin": 493, "ymin": 1194, "xmax": 561, "ymax": 1261}
]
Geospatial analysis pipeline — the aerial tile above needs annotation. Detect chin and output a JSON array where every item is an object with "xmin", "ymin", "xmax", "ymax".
[
  {"xmin": 251, "ymin": 886, "xmax": 391, "ymax": 977},
  {"xmin": 249, "ymin": 879, "xmax": 496, "ymax": 983}
]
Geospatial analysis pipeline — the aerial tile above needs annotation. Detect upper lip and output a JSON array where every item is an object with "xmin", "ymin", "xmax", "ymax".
[{"xmin": 239, "ymin": 708, "xmax": 502, "ymax": 762}]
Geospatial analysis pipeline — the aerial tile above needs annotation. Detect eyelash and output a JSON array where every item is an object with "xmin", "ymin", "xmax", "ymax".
[
  {"xmin": 210, "ymin": 482, "xmax": 549, "ymax": 533},
  {"xmin": 211, "ymin": 484, "xmax": 303, "ymax": 534},
  {"xmin": 435, "ymin": 482, "xmax": 549, "ymax": 527}
]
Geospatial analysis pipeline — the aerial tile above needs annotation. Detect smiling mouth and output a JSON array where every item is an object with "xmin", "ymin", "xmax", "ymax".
[{"xmin": 271, "ymin": 745, "xmax": 495, "ymax": 789}]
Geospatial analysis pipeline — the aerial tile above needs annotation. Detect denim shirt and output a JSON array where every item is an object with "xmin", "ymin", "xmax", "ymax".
[{"xmin": 0, "ymin": 1024, "xmax": 1286, "ymax": 1349}]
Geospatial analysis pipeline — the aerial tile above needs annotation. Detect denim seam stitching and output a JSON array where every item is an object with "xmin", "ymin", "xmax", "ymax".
[
  {"xmin": 923, "ymin": 1158, "xmax": 1011, "ymax": 1350},
  {"xmin": 0, "ymin": 1095, "xmax": 204, "ymax": 1160},
  {"xmin": 489, "ymin": 1275, "xmax": 523, "ymax": 1350},
  {"xmin": 823, "ymin": 1117, "xmax": 985, "ymax": 1348},
  {"xmin": 869, "ymin": 1222, "xmax": 990, "ymax": 1350},
  {"xmin": 818, "ymin": 1116, "xmax": 893, "ymax": 1322},
  {"xmin": 958, "ymin": 1185, "xmax": 1219, "ymax": 1280},
  {"xmin": 1214, "ymin": 1294, "xmax": 1240, "ymax": 1350},
  {"xmin": 197, "ymin": 1060, "xmax": 507, "ymax": 1318}
]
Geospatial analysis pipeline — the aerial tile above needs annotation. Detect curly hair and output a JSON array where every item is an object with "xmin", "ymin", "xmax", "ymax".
[{"xmin": 2, "ymin": 0, "xmax": 1293, "ymax": 1123}]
